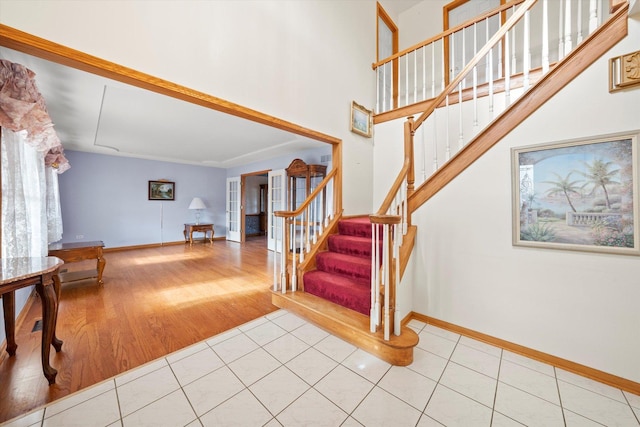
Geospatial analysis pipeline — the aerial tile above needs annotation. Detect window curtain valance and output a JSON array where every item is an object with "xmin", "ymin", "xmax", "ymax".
[{"xmin": 0, "ymin": 59, "xmax": 69, "ymax": 173}]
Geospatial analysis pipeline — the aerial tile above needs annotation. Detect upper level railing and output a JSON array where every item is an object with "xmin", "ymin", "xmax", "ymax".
[{"xmin": 373, "ymin": 0, "xmax": 609, "ymax": 116}]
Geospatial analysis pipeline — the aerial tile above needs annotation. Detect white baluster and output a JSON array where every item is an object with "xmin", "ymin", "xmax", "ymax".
[
  {"xmin": 473, "ymin": 22, "xmax": 478, "ymax": 127},
  {"xmin": 431, "ymin": 42, "xmax": 436, "ymax": 98},
  {"xmin": 402, "ymin": 180, "xmax": 407, "ymax": 237},
  {"xmin": 376, "ymin": 66, "xmax": 380, "ymax": 113},
  {"xmin": 432, "ymin": 109, "xmax": 439, "ymax": 172},
  {"xmin": 413, "ymin": 49, "xmax": 417, "ymax": 104},
  {"xmin": 370, "ymin": 223, "xmax": 377, "ymax": 333},
  {"xmin": 505, "ymin": 27, "xmax": 511, "ymax": 105},
  {"xmin": 405, "ymin": 53, "xmax": 409, "ymax": 106},
  {"xmin": 291, "ymin": 217, "xmax": 297, "ymax": 292},
  {"xmin": 445, "ymin": 95, "xmax": 451, "ymax": 160},
  {"xmin": 422, "ymin": 46, "xmax": 427, "ymax": 101},
  {"xmin": 383, "ymin": 224, "xmax": 390, "ymax": 341},
  {"xmin": 484, "ymin": 18, "xmax": 489, "ymax": 86},
  {"xmin": 382, "ymin": 62, "xmax": 387, "ymax": 112},
  {"xmin": 280, "ymin": 217, "xmax": 286, "ymax": 293},
  {"xmin": 564, "ymin": 0, "xmax": 572, "ymax": 54},
  {"xmin": 523, "ymin": 9, "xmax": 530, "ymax": 89},
  {"xmin": 451, "ymin": 34, "xmax": 456, "ymax": 82},
  {"xmin": 576, "ymin": 0, "xmax": 583, "ymax": 44},
  {"xmin": 488, "ymin": 16, "xmax": 494, "ymax": 114},
  {"xmin": 461, "ymin": 27, "xmax": 466, "ymax": 89},
  {"xmin": 542, "ymin": 0, "xmax": 549, "ymax": 73},
  {"xmin": 458, "ymin": 81, "xmax": 463, "ymax": 149},
  {"xmin": 394, "ymin": 223, "xmax": 401, "ymax": 337},
  {"xmin": 440, "ymin": 37, "xmax": 445, "ymax": 93},
  {"xmin": 558, "ymin": 0, "xmax": 564, "ymax": 59},
  {"xmin": 420, "ymin": 124, "xmax": 426, "ymax": 182},
  {"xmin": 510, "ymin": 18, "xmax": 517, "ymax": 74},
  {"xmin": 588, "ymin": 0, "xmax": 598, "ymax": 34},
  {"xmin": 273, "ymin": 230, "xmax": 279, "ymax": 292}
]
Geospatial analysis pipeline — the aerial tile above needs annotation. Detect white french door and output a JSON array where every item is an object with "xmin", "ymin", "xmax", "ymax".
[
  {"xmin": 267, "ymin": 169, "xmax": 285, "ymax": 252},
  {"xmin": 226, "ymin": 176, "xmax": 241, "ymax": 242}
]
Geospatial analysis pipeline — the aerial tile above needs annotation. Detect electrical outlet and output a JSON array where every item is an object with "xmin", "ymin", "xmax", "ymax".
[{"xmin": 75, "ymin": 234, "xmax": 84, "ymax": 239}]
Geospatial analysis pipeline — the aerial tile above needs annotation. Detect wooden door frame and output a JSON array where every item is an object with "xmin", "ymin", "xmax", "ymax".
[
  {"xmin": 377, "ymin": 2, "xmax": 399, "ymax": 109},
  {"xmin": 240, "ymin": 169, "xmax": 270, "ymax": 243}
]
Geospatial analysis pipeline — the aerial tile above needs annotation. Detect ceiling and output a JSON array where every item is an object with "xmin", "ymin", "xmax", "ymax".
[
  {"xmin": 0, "ymin": 46, "xmax": 327, "ymax": 169},
  {"xmin": 0, "ymin": 1, "xmax": 424, "ymax": 168}
]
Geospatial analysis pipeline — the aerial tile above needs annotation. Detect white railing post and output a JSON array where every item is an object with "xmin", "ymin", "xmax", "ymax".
[
  {"xmin": 383, "ymin": 223, "xmax": 390, "ymax": 341},
  {"xmin": 280, "ymin": 216, "xmax": 286, "ymax": 294},
  {"xmin": 393, "ymin": 223, "xmax": 401, "ymax": 336}
]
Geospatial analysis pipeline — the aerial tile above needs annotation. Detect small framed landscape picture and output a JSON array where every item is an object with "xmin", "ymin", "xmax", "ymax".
[
  {"xmin": 350, "ymin": 101, "xmax": 372, "ymax": 138},
  {"xmin": 148, "ymin": 180, "xmax": 175, "ymax": 201},
  {"xmin": 512, "ymin": 133, "xmax": 639, "ymax": 255}
]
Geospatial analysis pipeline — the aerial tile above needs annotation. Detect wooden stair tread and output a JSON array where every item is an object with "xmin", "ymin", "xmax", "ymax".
[{"xmin": 272, "ymin": 290, "xmax": 419, "ymax": 365}]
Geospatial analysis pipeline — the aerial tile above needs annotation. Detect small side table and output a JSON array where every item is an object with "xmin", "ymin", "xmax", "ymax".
[
  {"xmin": 184, "ymin": 223, "xmax": 214, "ymax": 245},
  {"xmin": 1, "ymin": 256, "xmax": 64, "ymax": 384},
  {"xmin": 48, "ymin": 241, "xmax": 106, "ymax": 286}
]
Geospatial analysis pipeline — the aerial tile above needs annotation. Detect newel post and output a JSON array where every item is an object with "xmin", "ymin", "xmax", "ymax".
[{"xmin": 405, "ymin": 116, "xmax": 415, "ymax": 226}]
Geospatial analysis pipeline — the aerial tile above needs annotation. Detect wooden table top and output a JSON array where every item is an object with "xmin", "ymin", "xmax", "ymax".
[
  {"xmin": 0, "ymin": 257, "xmax": 64, "ymax": 285},
  {"xmin": 48, "ymin": 241, "xmax": 104, "ymax": 251}
]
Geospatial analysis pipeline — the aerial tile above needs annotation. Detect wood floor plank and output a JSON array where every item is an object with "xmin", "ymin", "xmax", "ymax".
[{"xmin": 0, "ymin": 237, "xmax": 278, "ymax": 423}]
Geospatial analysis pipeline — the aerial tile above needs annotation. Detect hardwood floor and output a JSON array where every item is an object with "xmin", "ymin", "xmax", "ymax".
[{"xmin": 0, "ymin": 237, "xmax": 279, "ymax": 423}]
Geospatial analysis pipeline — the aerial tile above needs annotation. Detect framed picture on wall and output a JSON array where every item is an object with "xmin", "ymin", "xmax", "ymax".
[
  {"xmin": 350, "ymin": 101, "xmax": 372, "ymax": 138},
  {"xmin": 512, "ymin": 133, "xmax": 639, "ymax": 255},
  {"xmin": 148, "ymin": 180, "xmax": 175, "ymax": 201}
]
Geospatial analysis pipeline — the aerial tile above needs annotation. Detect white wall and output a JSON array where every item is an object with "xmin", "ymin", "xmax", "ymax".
[
  {"xmin": 0, "ymin": 0, "xmax": 377, "ymax": 215},
  {"xmin": 373, "ymin": 7, "xmax": 640, "ymax": 382}
]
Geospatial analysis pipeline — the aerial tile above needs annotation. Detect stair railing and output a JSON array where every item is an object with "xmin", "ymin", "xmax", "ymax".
[
  {"xmin": 378, "ymin": 0, "xmax": 611, "ymax": 191},
  {"xmin": 371, "ymin": 0, "xmax": 618, "ymax": 341},
  {"xmin": 369, "ymin": 117, "xmax": 414, "ymax": 339},
  {"xmin": 273, "ymin": 169, "xmax": 338, "ymax": 293}
]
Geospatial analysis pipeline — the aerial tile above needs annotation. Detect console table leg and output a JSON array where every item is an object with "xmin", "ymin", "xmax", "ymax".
[
  {"xmin": 51, "ymin": 274, "xmax": 64, "ymax": 352},
  {"xmin": 96, "ymin": 255, "xmax": 106, "ymax": 286},
  {"xmin": 1, "ymin": 291, "xmax": 17, "ymax": 356},
  {"xmin": 36, "ymin": 278, "xmax": 58, "ymax": 385}
]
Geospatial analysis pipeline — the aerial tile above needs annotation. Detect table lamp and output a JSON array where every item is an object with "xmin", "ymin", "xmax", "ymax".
[{"xmin": 188, "ymin": 197, "xmax": 206, "ymax": 224}]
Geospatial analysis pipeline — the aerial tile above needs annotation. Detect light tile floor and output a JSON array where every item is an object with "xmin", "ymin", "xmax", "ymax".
[{"xmin": 3, "ymin": 310, "xmax": 639, "ymax": 427}]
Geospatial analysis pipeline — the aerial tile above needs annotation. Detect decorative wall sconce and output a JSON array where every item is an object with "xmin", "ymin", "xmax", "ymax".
[{"xmin": 609, "ymin": 50, "xmax": 640, "ymax": 92}]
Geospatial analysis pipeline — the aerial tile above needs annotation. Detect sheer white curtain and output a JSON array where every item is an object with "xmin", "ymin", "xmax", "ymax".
[{"xmin": 1, "ymin": 127, "xmax": 62, "ymax": 258}]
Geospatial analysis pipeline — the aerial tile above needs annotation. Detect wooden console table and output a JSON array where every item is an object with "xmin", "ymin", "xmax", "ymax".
[
  {"xmin": 48, "ymin": 241, "xmax": 106, "ymax": 286},
  {"xmin": 1, "ymin": 256, "xmax": 64, "ymax": 384},
  {"xmin": 184, "ymin": 223, "xmax": 214, "ymax": 245}
]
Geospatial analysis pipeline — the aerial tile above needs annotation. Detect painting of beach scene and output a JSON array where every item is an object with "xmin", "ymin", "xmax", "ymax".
[{"xmin": 512, "ymin": 134, "xmax": 639, "ymax": 255}]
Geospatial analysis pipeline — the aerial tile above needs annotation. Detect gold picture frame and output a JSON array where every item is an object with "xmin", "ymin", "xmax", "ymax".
[
  {"xmin": 350, "ymin": 101, "xmax": 372, "ymax": 138},
  {"xmin": 512, "ymin": 133, "xmax": 639, "ymax": 255}
]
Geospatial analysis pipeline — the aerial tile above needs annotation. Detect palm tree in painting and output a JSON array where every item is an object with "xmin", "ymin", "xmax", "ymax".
[
  {"xmin": 575, "ymin": 158, "xmax": 620, "ymax": 209},
  {"xmin": 543, "ymin": 172, "xmax": 582, "ymax": 212}
]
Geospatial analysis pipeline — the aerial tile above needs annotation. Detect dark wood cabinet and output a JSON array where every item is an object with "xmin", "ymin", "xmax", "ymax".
[{"xmin": 286, "ymin": 158, "xmax": 327, "ymax": 211}]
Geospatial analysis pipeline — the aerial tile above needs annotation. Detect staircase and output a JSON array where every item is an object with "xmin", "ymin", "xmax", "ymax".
[
  {"xmin": 304, "ymin": 217, "xmax": 378, "ymax": 316},
  {"xmin": 273, "ymin": 0, "xmax": 629, "ymax": 367}
]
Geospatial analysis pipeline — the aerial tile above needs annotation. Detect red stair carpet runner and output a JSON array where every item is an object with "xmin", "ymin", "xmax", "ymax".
[{"xmin": 304, "ymin": 217, "xmax": 379, "ymax": 315}]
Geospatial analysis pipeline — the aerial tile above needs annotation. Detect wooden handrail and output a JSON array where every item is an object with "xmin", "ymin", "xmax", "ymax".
[
  {"xmin": 274, "ymin": 168, "xmax": 337, "ymax": 218},
  {"xmin": 371, "ymin": 0, "xmax": 525, "ymax": 70},
  {"xmin": 413, "ymin": 0, "xmax": 537, "ymax": 131}
]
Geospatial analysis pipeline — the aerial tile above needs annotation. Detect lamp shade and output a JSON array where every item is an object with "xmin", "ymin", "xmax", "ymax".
[{"xmin": 188, "ymin": 197, "xmax": 206, "ymax": 210}]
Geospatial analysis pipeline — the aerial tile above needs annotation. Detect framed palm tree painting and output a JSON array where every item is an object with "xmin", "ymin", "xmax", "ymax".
[{"xmin": 512, "ymin": 133, "xmax": 639, "ymax": 255}]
